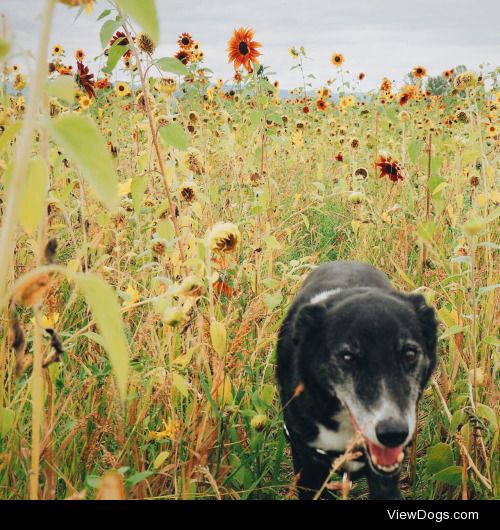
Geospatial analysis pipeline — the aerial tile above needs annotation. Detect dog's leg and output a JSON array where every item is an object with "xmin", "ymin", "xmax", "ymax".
[
  {"xmin": 367, "ymin": 471, "xmax": 404, "ymax": 500},
  {"xmin": 292, "ymin": 449, "xmax": 332, "ymax": 500}
]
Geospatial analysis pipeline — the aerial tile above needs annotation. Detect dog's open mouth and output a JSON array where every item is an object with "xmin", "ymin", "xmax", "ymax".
[
  {"xmin": 346, "ymin": 409, "xmax": 405, "ymax": 475},
  {"xmin": 364, "ymin": 439, "xmax": 405, "ymax": 475}
]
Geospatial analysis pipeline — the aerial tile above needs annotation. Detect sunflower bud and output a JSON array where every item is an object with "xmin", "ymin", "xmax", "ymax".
[
  {"xmin": 163, "ymin": 307, "xmax": 187, "ymax": 327},
  {"xmin": 175, "ymin": 275, "xmax": 204, "ymax": 297},
  {"xmin": 251, "ymin": 414, "xmax": 269, "ymax": 432}
]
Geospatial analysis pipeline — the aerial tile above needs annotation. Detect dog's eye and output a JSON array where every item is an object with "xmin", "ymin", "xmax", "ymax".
[
  {"xmin": 339, "ymin": 350, "xmax": 355, "ymax": 362},
  {"xmin": 404, "ymin": 349, "xmax": 419, "ymax": 364}
]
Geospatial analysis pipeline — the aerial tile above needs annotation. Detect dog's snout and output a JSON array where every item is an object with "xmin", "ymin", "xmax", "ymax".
[{"xmin": 375, "ymin": 418, "xmax": 409, "ymax": 447}]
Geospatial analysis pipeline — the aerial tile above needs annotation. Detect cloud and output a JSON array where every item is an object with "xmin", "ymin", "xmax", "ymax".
[{"xmin": 3, "ymin": 0, "xmax": 499, "ymax": 89}]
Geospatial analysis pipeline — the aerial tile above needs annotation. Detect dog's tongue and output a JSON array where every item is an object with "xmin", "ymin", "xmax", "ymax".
[{"xmin": 367, "ymin": 440, "xmax": 403, "ymax": 466}]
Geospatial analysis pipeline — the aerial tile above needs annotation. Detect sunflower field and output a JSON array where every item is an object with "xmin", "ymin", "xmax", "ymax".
[{"xmin": 0, "ymin": 0, "xmax": 498, "ymax": 501}]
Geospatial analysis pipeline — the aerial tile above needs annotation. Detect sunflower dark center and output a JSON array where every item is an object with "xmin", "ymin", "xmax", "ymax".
[
  {"xmin": 335, "ymin": 56, "xmax": 340, "ymax": 62},
  {"xmin": 182, "ymin": 37, "xmax": 190, "ymax": 45},
  {"xmin": 238, "ymin": 41, "xmax": 249, "ymax": 55}
]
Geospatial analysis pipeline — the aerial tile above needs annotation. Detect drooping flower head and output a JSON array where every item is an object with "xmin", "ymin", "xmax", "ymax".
[
  {"xmin": 227, "ymin": 27, "xmax": 261, "ymax": 73},
  {"xmin": 75, "ymin": 61, "xmax": 95, "ymax": 99},
  {"xmin": 206, "ymin": 222, "xmax": 241, "ymax": 254}
]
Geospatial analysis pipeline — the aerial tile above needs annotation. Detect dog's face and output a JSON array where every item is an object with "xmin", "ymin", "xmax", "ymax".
[{"xmin": 293, "ymin": 290, "xmax": 437, "ymax": 476}]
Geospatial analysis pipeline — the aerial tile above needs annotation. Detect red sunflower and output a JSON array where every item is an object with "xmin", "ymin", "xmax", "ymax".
[
  {"xmin": 177, "ymin": 32, "xmax": 194, "ymax": 50},
  {"xmin": 227, "ymin": 27, "xmax": 261, "ymax": 72},
  {"xmin": 375, "ymin": 155, "xmax": 404, "ymax": 182},
  {"xmin": 175, "ymin": 49, "xmax": 190, "ymax": 65},
  {"xmin": 75, "ymin": 61, "xmax": 95, "ymax": 99}
]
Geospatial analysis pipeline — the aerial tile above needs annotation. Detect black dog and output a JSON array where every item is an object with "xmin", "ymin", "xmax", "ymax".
[{"xmin": 276, "ymin": 261, "xmax": 438, "ymax": 499}]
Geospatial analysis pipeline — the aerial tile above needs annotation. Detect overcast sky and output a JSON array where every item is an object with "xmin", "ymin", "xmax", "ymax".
[{"xmin": 3, "ymin": 0, "xmax": 499, "ymax": 90}]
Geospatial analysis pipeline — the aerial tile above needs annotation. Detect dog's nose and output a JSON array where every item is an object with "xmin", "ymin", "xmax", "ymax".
[{"xmin": 375, "ymin": 418, "xmax": 409, "ymax": 447}]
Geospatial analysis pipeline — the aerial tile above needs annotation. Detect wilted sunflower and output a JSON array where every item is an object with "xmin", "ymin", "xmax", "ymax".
[
  {"xmin": 136, "ymin": 91, "xmax": 154, "ymax": 112},
  {"xmin": 179, "ymin": 181, "xmax": 198, "ymax": 203},
  {"xmin": 155, "ymin": 77, "xmax": 177, "ymax": 95},
  {"xmin": 114, "ymin": 82, "xmax": 130, "ymax": 97},
  {"xmin": 289, "ymin": 47, "xmax": 299, "ymax": 59},
  {"xmin": 186, "ymin": 148, "xmax": 204, "ymax": 175},
  {"xmin": 380, "ymin": 77, "xmax": 392, "ymax": 94},
  {"xmin": 175, "ymin": 49, "xmax": 190, "ymax": 65},
  {"xmin": 75, "ymin": 61, "xmax": 95, "ymax": 98},
  {"xmin": 398, "ymin": 92, "xmax": 410, "ymax": 106},
  {"xmin": 95, "ymin": 77, "xmax": 110, "ymax": 90},
  {"xmin": 137, "ymin": 32, "xmax": 156, "ymax": 55},
  {"xmin": 234, "ymin": 70, "xmax": 243, "ymax": 83},
  {"xmin": 358, "ymin": 72, "xmax": 365, "ymax": 80},
  {"xmin": 178, "ymin": 32, "xmax": 194, "ymax": 50},
  {"xmin": 412, "ymin": 66, "xmax": 427, "ymax": 78},
  {"xmin": 375, "ymin": 154, "xmax": 404, "ymax": 182},
  {"xmin": 227, "ymin": 27, "xmax": 262, "ymax": 73},
  {"xmin": 454, "ymin": 71, "xmax": 479, "ymax": 91},
  {"xmin": 74, "ymin": 48, "xmax": 85, "ymax": 61},
  {"xmin": 331, "ymin": 53, "xmax": 344, "ymax": 67},
  {"xmin": 206, "ymin": 222, "xmax": 241, "ymax": 254}
]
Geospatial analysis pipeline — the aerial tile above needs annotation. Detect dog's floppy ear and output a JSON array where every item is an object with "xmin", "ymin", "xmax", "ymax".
[
  {"xmin": 292, "ymin": 303, "xmax": 326, "ymax": 347},
  {"xmin": 407, "ymin": 293, "xmax": 438, "ymax": 380}
]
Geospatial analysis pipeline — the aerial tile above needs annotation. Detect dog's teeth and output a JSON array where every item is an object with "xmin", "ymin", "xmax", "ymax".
[
  {"xmin": 371, "ymin": 454, "xmax": 378, "ymax": 465},
  {"xmin": 397, "ymin": 452, "xmax": 404, "ymax": 463}
]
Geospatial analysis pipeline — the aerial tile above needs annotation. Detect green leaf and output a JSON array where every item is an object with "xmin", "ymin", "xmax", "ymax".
[
  {"xmin": 477, "ymin": 404, "xmax": 497, "ymax": 430},
  {"xmin": 264, "ymin": 291, "xmax": 283, "ymax": 311},
  {"xmin": 172, "ymin": 373, "xmax": 189, "ymax": 398},
  {"xmin": 0, "ymin": 120, "xmax": 23, "ymax": 153},
  {"xmin": 50, "ymin": 114, "xmax": 118, "ymax": 209},
  {"xmin": 75, "ymin": 274, "xmax": 130, "ymax": 401},
  {"xmin": 155, "ymin": 57, "xmax": 189, "ymax": 76},
  {"xmin": 19, "ymin": 156, "xmax": 49, "ymax": 235},
  {"xmin": 417, "ymin": 221, "xmax": 436, "ymax": 243},
  {"xmin": 97, "ymin": 9, "xmax": 112, "ymax": 21},
  {"xmin": 267, "ymin": 113, "xmax": 284, "ymax": 126},
  {"xmin": 434, "ymin": 466, "xmax": 462, "ymax": 486},
  {"xmin": 426, "ymin": 443, "xmax": 454, "ymax": 475},
  {"xmin": 0, "ymin": 407, "xmax": 15, "ymax": 436},
  {"xmin": 131, "ymin": 176, "xmax": 146, "ymax": 212},
  {"xmin": 99, "ymin": 18, "xmax": 122, "ymax": 49},
  {"xmin": 249, "ymin": 110, "xmax": 264, "ymax": 127},
  {"xmin": 125, "ymin": 470, "xmax": 154, "ymax": 487},
  {"xmin": 439, "ymin": 325, "xmax": 466, "ymax": 340},
  {"xmin": 408, "ymin": 139, "xmax": 423, "ymax": 164},
  {"xmin": 450, "ymin": 409, "xmax": 467, "ymax": 434},
  {"xmin": 46, "ymin": 75, "xmax": 75, "ymax": 104},
  {"xmin": 115, "ymin": 0, "xmax": 159, "ymax": 44},
  {"xmin": 159, "ymin": 123, "xmax": 188, "ymax": 151},
  {"xmin": 102, "ymin": 43, "xmax": 127, "ymax": 74}
]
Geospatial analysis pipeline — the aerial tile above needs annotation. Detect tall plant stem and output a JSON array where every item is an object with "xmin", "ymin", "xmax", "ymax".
[
  {"xmin": 119, "ymin": 17, "xmax": 186, "ymax": 262},
  {"xmin": 0, "ymin": 0, "xmax": 55, "ymax": 302}
]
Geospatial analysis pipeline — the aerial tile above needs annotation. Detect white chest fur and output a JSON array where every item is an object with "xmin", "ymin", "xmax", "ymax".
[{"xmin": 308, "ymin": 408, "xmax": 365, "ymax": 472}]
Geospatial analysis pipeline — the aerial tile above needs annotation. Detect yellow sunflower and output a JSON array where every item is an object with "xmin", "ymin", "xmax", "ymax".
[
  {"xmin": 114, "ymin": 82, "xmax": 130, "ymax": 97},
  {"xmin": 52, "ymin": 44, "xmax": 64, "ymax": 56}
]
